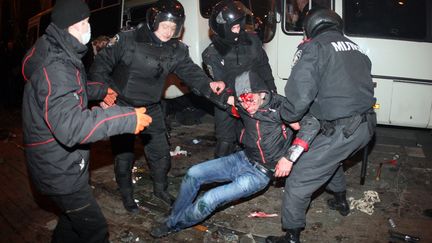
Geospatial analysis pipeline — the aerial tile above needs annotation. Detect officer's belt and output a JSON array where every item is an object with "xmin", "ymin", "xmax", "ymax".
[
  {"xmin": 320, "ymin": 110, "xmax": 371, "ymax": 138},
  {"xmin": 249, "ymin": 160, "xmax": 274, "ymax": 180},
  {"xmin": 323, "ymin": 112, "xmax": 368, "ymax": 126}
]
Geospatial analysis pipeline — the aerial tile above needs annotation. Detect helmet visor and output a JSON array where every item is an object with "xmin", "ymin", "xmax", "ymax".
[{"xmin": 154, "ymin": 13, "xmax": 185, "ymax": 38}]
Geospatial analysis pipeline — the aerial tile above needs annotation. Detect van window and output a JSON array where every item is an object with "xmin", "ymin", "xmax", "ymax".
[
  {"xmin": 90, "ymin": 4, "xmax": 122, "ymax": 38},
  {"xmin": 283, "ymin": 0, "xmax": 333, "ymax": 34},
  {"xmin": 85, "ymin": 0, "xmax": 119, "ymax": 10},
  {"xmin": 343, "ymin": 0, "xmax": 429, "ymax": 41},
  {"xmin": 199, "ymin": 0, "xmax": 221, "ymax": 18},
  {"xmin": 248, "ymin": 0, "xmax": 277, "ymax": 43},
  {"xmin": 199, "ymin": 0, "xmax": 263, "ymax": 19},
  {"xmin": 87, "ymin": 0, "xmax": 103, "ymax": 10},
  {"xmin": 199, "ymin": 0, "xmax": 277, "ymax": 43},
  {"xmin": 103, "ymin": 0, "xmax": 120, "ymax": 7}
]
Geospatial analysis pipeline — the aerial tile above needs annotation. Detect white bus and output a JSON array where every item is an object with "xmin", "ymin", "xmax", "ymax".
[
  {"xmin": 28, "ymin": 0, "xmax": 432, "ymax": 128},
  {"xmin": 123, "ymin": 0, "xmax": 432, "ymax": 128},
  {"xmin": 265, "ymin": 0, "xmax": 432, "ymax": 129}
]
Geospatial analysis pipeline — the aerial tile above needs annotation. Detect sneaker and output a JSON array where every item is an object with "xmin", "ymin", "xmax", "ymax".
[{"xmin": 150, "ymin": 223, "xmax": 176, "ymax": 238}]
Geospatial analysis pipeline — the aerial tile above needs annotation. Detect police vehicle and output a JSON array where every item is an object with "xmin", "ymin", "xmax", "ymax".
[{"xmin": 27, "ymin": 0, "xmax": 432, "ymax": 128}]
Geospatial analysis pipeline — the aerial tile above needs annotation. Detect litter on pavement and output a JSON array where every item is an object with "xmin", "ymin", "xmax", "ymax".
[
  {"xmin": 170, "ymin": 146, "xmax": 188, "ymax": 156},
  {"xmin": 248, "ymin": 211, "xmax": 278, "ymax": 218},
  {"xmin": 348, "ymin": 190, "xmax": 380, "ymax": 215}
]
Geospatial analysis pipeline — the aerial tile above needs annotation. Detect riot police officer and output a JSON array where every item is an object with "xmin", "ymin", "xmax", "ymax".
[
  {"xmin": 266, "ymin": 9, "xmax": 376, "ymax": 242},
  {"xmin": 89, "ymin": 0, "xmax": 227, "ymax": 213},
  {"xmin": 202, "ymin": 0, "xmax": 276, "ymax": 158}
]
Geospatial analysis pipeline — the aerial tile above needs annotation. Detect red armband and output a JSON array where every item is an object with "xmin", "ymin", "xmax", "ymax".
[{"xmin": 292, "ymin": 137, "xmax": 309, "ymax": 152}]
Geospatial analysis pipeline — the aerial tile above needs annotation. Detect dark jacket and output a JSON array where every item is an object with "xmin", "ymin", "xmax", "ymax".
[
  {"xmin": 282, "ymin": 30, "xmax": 375, "ymax": 122},
  {"xmin": 21, "ymin": 23, "xmax": 138, "ymax": 195},
  {"xmin": 202, "ymin": 31, "xmax": 276, "ymax": 95},
  {"xmin": 237, "ymin": 93, "xmax": 293, "ymax": 171},
  {"xmin": 89, "ymin": 25, "xmax": 215, "ymax": 107}
]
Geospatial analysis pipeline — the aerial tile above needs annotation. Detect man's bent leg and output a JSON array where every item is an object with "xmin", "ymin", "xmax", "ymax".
[
  {"xmin": 152, "ymin": 152, "xmax": 269, "ymax": 238},
  {"xmin": 169, "ymin": 155, "xmax": 269, "ymax": 230}
]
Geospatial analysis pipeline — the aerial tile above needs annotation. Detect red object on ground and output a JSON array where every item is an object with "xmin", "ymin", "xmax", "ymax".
[{"xmin": 248, "ymin": 211, "xmax": 278, "ymax": 218}]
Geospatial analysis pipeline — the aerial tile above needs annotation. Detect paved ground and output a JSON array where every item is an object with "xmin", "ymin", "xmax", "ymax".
[{"xmin": 1, "ymin": 110, "xmax": 432, "ymax": 243}]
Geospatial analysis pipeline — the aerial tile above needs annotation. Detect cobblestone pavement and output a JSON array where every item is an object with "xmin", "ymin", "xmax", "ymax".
[
  {"xmin": 1, "ymin": 110, "xmax": 431, "ymax": 243},
  {"xmin": 89, "ymin": 116, "xmax": 432, "ymax": 243}
]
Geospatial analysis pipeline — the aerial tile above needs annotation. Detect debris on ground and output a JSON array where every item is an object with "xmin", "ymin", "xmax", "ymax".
[
  {"xmin": 194, "ymin": 224, "xmax": 209, "ymax": 232},
  {"xmin": 388, "ymin": 218, "xmax": 397, "ymax": 229},
  {"xmin": 170, "ymin": 146, "xmax": 189, "ymax": 156},
  {"xmin": 118, "ymin": 230, "xmax": 135, "ymax": 242},
  {"xmin": 204, "ymin": 228, "xmax": 239, "ymax": 243},
  {"xmin": 348, "ymin": 190, "xmax": 380, "ymax": 215},
  {"xmin": 389, "ymin": 230, "xmax": 420, "ymax": 242},
  {"xmin": 45, "ymin": 219, "xmax": 57, "ymax": 230},
  {"xmin": 375, "ymin": 157, "xmax": 398, "ymax": 181},
  {"xmin": 248, "ymin": 211, "xmax": 278, "ymax": 218}
]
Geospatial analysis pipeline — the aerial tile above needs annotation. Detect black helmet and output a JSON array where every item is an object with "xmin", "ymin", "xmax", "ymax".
[
  {"xmin": 146, "ymin": 0, "xmax": 185, "ymax": 38},
  {"xmin": 303, "ymin": 8, "xmax": 343, "ymax": 38},
  {"xmin": 209, "ymin": 0, "xmax": 248, "ymax": 39}
]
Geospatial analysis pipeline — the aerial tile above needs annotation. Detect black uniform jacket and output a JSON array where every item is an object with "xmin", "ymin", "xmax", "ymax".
[
  {"xmin": 237, "ymin": 93, "xmax": 294, "ymax": 171},
  {"xmin": 21, "ymin": 23, "xmax": 137, "ymax": 195},
  {"xmin": 202, "ymin": 32, "xmax": 276, "ymax": 95},
  {"xmin": 282, "ymin": 30, "xmax": 375, "ymax": 122},
  {"xmin": 89, "ymin": 25, "xmax": 214, "ymax": 107}
]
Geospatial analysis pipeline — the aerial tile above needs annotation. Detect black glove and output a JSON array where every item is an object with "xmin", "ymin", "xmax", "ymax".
[{"xmin": 191, "ymin": 87, "xmax": 229, "ymax": 110}]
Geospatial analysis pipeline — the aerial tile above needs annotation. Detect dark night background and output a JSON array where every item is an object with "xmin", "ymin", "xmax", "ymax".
[{"xmin": 0, "ymin": 0, "xmax": 54, "ymax": 110}]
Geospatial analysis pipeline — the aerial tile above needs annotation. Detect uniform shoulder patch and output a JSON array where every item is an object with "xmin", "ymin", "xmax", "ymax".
[
  {"xmin": 291, "ymin": 49, "xmax": 302, "ymax": 67},
  {"xmin": 205, "ymin": 64, "xmax": 215, "ymax": 79}
]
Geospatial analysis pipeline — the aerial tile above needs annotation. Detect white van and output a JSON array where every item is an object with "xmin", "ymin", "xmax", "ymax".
[
  {"xmin": 28, "ymin": 0, "xmax": 432, "ymax": 128},
  {"xmin": 171, "ymin": 0, "xmax": 432, "ymax": 128},
  {"xmin": 126, "ymin": 0, "xmax": 432, "ymax": 128},
  {"xmin": 267, "ymin": 0, "xmax": 432, "ymax": 129}
]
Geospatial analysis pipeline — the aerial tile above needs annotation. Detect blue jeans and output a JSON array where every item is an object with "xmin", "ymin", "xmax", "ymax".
[{"xmin": 166, "ymin": 151, "xmax": 270, "ymax": 230}]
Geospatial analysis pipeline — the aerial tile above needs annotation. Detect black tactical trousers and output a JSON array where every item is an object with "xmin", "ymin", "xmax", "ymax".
[
  {"xmin": 281, "ymin": 118, "xmax": 375, "ymax": 229},
  {"xmin": 111, "ymin": 104, "xmax": 171, "ymax": 186},
  {"xmin": 50, "ymin": 185, "xmax": 109, "ymax": 243}
]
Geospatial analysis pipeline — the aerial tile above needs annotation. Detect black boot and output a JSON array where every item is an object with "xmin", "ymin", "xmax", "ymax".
[
  {"xmin": 327, "ymin": 191, "xmax": 350, "ymax": 216},
  {"xmin": 153, "ymin": 182, "xmax": 176, "ymax": 206},
  {"xmin": 114, "ymin": 159, "xmax": 139, "ymax": 214},
  {"xmin": 266, "ymin": 228, "xmax": 301, "ymax": 243},
  {"xmin": 119, "ymin": 188, "xmax": 139, "ymax": 214},
  {"xmin": 149, "ymin": 156, "xmax": 175, "ymax": 206},
  {"xmin": 214, "ymin": 141, "xmax": 236, "ymax": 158}
]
